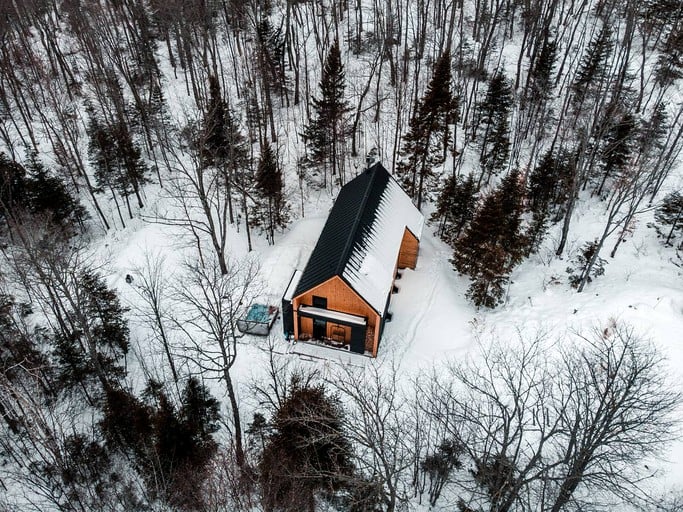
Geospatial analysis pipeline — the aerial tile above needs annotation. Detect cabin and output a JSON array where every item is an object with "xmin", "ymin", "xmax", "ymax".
[{"xmin": 282, "ymin": 162, "xmax": 423, "ymax": 357}]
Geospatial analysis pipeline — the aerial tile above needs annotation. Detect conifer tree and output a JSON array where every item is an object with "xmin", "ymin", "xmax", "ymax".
[
  {"xmin": 251, "ymin": 142, "xmax": 289, "ymax": 245},
  {"xmin": 527, "ymin": 33, "xmax": 557, "ymax": 104},
  {"xmin": 477, "ymin": 71, "xmax": 513, "ymax": 186},
  {"xmin": 302, "ymin": 39, "xmax": 351, "ymax": 187},
  {"xmin": 201, "ymin": 75, "xmax": 228, "ymax": 167},
  {"xmin": 639, "ymin": 102, "xmax": 668, "ymax": 158},
  {"xmin": 566, "ymin": 240, "xmax": 606, "ymax": 289},
  {"xmin": 571, "ymin": 25, "xmax": 613, "ymax": 109},
  {"xmin": 54, "ymin": 270, "xmax": 130, "ymax": 393},
  {"xmin": 0, "ymin": 152, "xmax": 27, "ymax": 220},
  {"xmin": 25, "ymin": 152, "xmax": 87, "ymax": 231},
  {"xmin": 88, "ymin": 117, "xmax": 149, "ymax": 223},
  {"xmin": 397, "ymin": 50, "xmax": 458, "ymax": 210},
  {"xmin": 259, "ymin": 380, "xmax": 354, "ymax": 511},
  {"xmin": 595, "ymin": 111, "xmax": 637, "ymax": 196},
  {"xmin": 655, "ymin": 191, "xmax": 683, "ymax": 246},
  {"xmin": 201, "ymin": 75, "xmax": 250, "ymax": 225},
  {"xmin": 452, "ymin": 170, "xmax": 526, "ymax": 308},
  {"xmin": 654, "ymin": 24, "xmax": 683, "ymax": 87},
  {"xmin": 526, "ymin": 149, "xmax": 572, "ymax": 251},
  {"xmin": 431, "ymin": 173, "xmax": 477, "ymax": 247}
]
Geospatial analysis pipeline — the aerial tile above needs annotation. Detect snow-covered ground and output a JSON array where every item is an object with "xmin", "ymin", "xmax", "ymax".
[{"xmin": 101, "ymin": 167, "xmax": 683, "ymax": 504}]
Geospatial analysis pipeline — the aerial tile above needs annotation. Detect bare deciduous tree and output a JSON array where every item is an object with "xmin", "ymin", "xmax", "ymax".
[
  {"xmin": 131, "ymin": 250, "xmax": 178, "ymax": 385},
  {"xmin": 172, "ymin": 254, "xmax": 260, "ymax": 467}
]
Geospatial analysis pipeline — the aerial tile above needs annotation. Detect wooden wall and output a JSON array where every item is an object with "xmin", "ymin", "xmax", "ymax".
[
  {"xmin": 397, "ymin": 228, "xmax": 419, "ymax": 269},
  {"xmin": 293, "ymin": 276, "xmax": 381, "ymax": 355}
]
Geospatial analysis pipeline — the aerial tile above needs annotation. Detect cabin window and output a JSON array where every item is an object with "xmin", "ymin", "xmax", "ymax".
[{"xmin": 312, "ymin": 296, "xmax": 327, "ymax": 308}]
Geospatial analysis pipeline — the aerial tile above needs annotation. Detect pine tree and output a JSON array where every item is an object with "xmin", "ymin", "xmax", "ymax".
[
  {"xmin": 397, "ymin": 50, "xmax": 458, "ymax": 210},
  {"xmin": 252, "ymin": 142, "xmax": 289, "ymax": 245},
  {"xmin": 478, "ymin": 71, "xmax": 513, "ymax": 185},
  {"xmin": 595, "ymin": 110, "xmax": 636, "ymax": 196},
  {"xmin": 639, "ymin": 102, "xmax": 668, "ymax": 158},
  {"xmin": 452, "ymin": 170, "xmax": 526, "ymax": 308},
  {"xmin": 255, "ymin": 17, "xmax": 287, "ymax": 99},
  {"xmin": 566, "ymin": 240, "xmax": 607, "ymax": 289},
  {"xmin": 431, "ymin": 173, "xmax": 477, "ymax": 247},
  {"xmin": 200, "ymin": 75, "xmax": 250, "ymax": 225},
  {"xmin": 302, "ymin": 39, "xmax": 351, "ymax": 187},
  {"xmin": 654, "ymin": 24, "xmax": 683, "ymax": 87},
  {"xmin": 25, "ymin": 152, "xmax": 87, "ymax": 231},
  {"xmin": 526, "ymin": 149, "xmax": 572, "ymax": 251},
  {"xmin": 571, "ymin": 25, "xmax": 613, "ymax": 108},
  {"xmin": 526, "ymin": 32, "xmax": 557, "ymax": 104},
  {"xmin": 88, "ymin": 117, "xmax": 149, "ymax": 223},
  {"xmin": 54, "ymin": 271, "xmax": 130, "ymax": 393},
  {"xmin": 259, "ymin": 380, "xmax": 354, "ymax": 512},
  {"xmin": 0, "ymin": 152, "xmax": 28, "ymax": 223},
  {"xmin": 201, "ymin": 74, "xmax": 229, "ymax": 168},
  {"xmin": 655, "ymin": 191, "xmax": 683, "ymax": 246}
]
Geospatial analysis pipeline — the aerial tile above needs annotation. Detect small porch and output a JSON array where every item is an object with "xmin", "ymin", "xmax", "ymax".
[{"xmin": 296, "ymin": 305, "xmax": 368, "ymax": 354}]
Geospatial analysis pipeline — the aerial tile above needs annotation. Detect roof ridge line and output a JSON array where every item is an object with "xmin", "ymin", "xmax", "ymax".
[{"xmin": 335, "ymin": 164, "xmax": 379, "ymax": 275}]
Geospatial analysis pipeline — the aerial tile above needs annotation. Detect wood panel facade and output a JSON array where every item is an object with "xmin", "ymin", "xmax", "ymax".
[
  {"xmin": 292, "ymin": 276, "xmax": 382, "ymax": 356},
  {"xmin": 397, "ymin": 228, "xmax": 419, "ymax": 269}
]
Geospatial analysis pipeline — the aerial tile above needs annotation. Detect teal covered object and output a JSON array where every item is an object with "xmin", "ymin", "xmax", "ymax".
[
  {"xmin": 246, "ymin": 303, "xmax": 270, "ymax": 323},
  {"xmin": 237, "ymin": 303, "xmax": 279, "ymax": 335}
]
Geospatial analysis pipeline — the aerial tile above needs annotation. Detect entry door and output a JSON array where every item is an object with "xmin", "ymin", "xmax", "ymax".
[
  {"xmin": 313, "ymin": 318, "xmax": 326, "ymax": 339},
  {"xmin": 312, "ymin": 296, "xmax": 327, "ymax": 339}
]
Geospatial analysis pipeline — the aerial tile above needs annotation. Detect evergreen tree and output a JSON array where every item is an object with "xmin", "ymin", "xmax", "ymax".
[
  {"xmin": 200, "ymin": 75, "xmax": 250, "ymax": 225},
  {"xmin": 526, "ymin": 149, "xmax": 572, "ymax": 251},
  {"xmin": 54, "ymin": 270, "xmax": 130, "ymax": 393},
  {"xmin": 639, "ymin": 102, "xmax": 669, "ymax": 158},
  {"xmin": 179, "ymin": 376, "xmax": 220, "ymax": 456},
  {"xmin": 527, "ymin": 33, "xmax": 557, "ymax": 103},
  {"xmin": 259, "ymin": 380, "xmax": 354, "ymax": 512},
  {"xmin": 655, "ymin": 191, "xmax": 683, "ymax": 246},
  {"xmin": 102, "ymin": 378, "xmax": 220, "ymax": 510},
  {"xmin": 101, "ymin": 386, "xmax": 153, "ymax": 461},
  {"xmin": 421, "ymin": 439, "xmax": 464, "ymax": 507},
  {"xmin": 396, "ymin": 50, "xmax": 458, "ymax": 210},
  {"xmin": 88, "ymin": 117, "xmax": 149, "ymax": 222},
  {"xmin": 452, "ymin": 170, "xmax": 526, "ymax": 308},
  {"xmin": 571, "ymin": 25, "xmax": 613, "ymax": 108},
  {"xmin": 302, "ymin": 39, "xmax": 352, "ymax": 187},
  {"xmin": 201, "ymin": 74, "xmax": 229, "ymax": 168},
  {"xmin": 251, "ymin": 142, "xmax": 289, "ymax": 245},
  {"xmin": 255, "ymin": 17, "xmax": 287, "ymax": 99},
  {"xmin": 654, "ymin": 24, "xmax": 683, "ymax": 87},
  {"xmin": 431, "ymin": 173, "xmax": 477, "ymax": 247},
  {"xmin": 595, "ymin": 110, "xmax": 637, "ymax": 196},
  {"xmin": 566, "ymin": 240, "xmax": 607, "ymax": 289},
  {"xmin": 24, "ymin": 153, "xmax": 87, "ymax": 231},
  {"xmin": 477, "ymin": 71, "xmax": 513, "ymax": 185},
  {"xmin": 0, "ymin": 152, "xmax": 28, "ymax": 222}
]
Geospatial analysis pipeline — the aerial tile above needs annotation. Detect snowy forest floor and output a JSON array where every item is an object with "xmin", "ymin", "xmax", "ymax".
[{"xmin": 101, "ymin": 167, "xmax": 683, "ymax": 505}]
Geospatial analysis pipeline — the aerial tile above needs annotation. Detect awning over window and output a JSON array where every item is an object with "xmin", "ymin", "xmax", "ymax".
[{"xmin": 298, "ymin": 305, "xmax": 367, "ymax": 326}]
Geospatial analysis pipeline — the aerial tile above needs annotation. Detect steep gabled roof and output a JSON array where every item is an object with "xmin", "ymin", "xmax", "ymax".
[{"xmin": 293, "ymin": 162, "xmax": 423, "ymax": 315}]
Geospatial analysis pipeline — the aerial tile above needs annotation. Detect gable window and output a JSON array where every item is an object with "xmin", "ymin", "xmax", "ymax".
[{"xmin": 312, "ymin": 296, "xmax": 327, "ymax": 308}]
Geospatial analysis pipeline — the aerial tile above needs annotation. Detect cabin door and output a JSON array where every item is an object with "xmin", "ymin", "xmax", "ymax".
[
  {"xmin": 313, "ymin": 318, "xmax": 326, "ymax": 340},
  {"xmin": 311, "ymin": 296, "xmax": 327, "ymax": 340}
]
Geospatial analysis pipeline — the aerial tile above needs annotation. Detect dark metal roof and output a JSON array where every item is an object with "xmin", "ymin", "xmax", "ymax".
[{"xmin": 293, "ymin": 162, "xmax": 391, "ymax": 302}]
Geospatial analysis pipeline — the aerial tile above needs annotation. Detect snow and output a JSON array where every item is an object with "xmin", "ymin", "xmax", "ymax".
[
  {"xmin": 343, "ymin": 177, "xmax": 425, "ymax": 314},
  {"xmin": 283, "ymin": 269, "xmax": 303, "ymax": 301},
  {"xmin": 101, "ymin": 161, "xmax": 683, "ymax": 505},
  {"xmin": 3, "ymin": 1, "xmax": 683, "ymax": 507}
]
